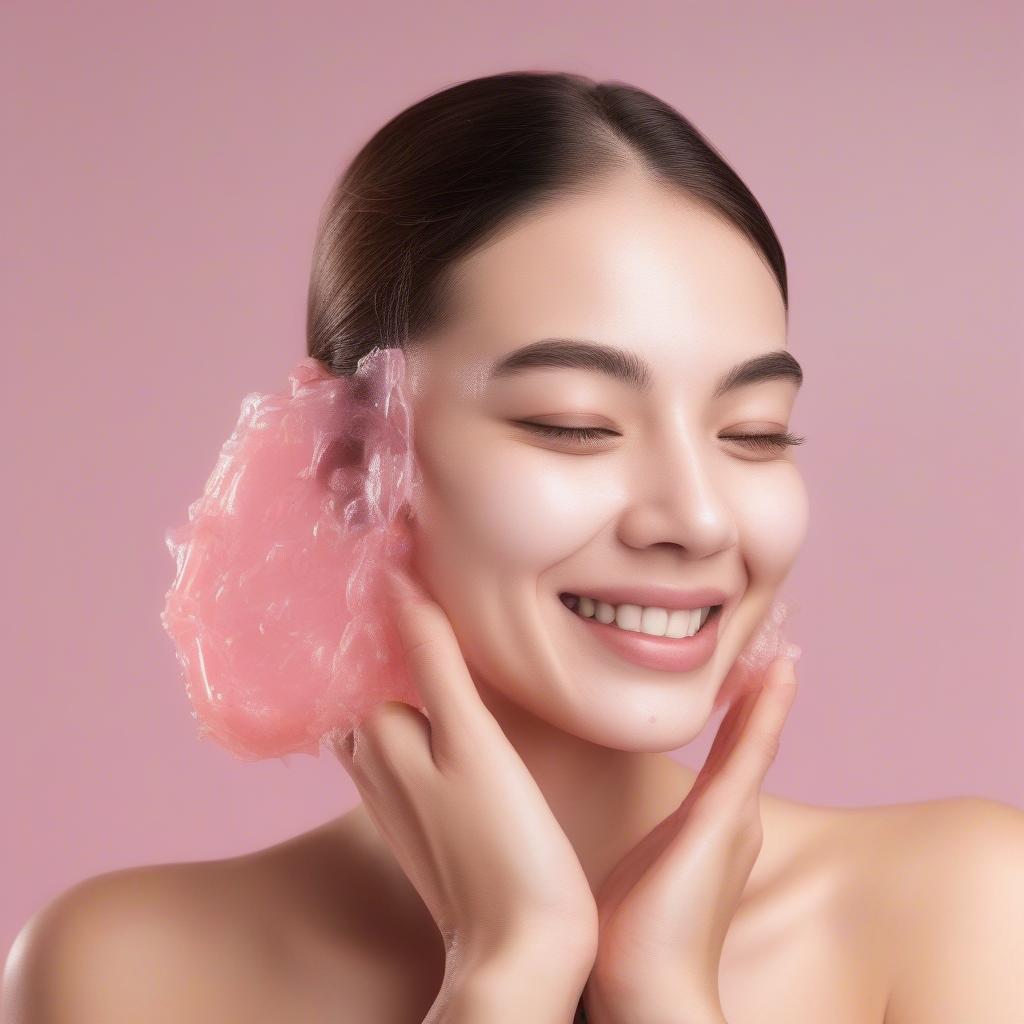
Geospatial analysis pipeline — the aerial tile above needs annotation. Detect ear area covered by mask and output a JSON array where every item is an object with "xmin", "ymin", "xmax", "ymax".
[{"xmin": 160, "ymin": 346, "xmax": 425, "ymax": 762}]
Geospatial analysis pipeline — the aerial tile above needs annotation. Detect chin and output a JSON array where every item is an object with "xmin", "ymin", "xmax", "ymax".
[{"xmin": 566, "ymin": 696, "xmax": 720, "ymax": 753}]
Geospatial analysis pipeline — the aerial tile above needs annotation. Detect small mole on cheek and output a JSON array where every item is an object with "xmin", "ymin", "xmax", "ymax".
[{"xmin": 647, "ymin": 715, "xmax": 656, "ymax": 725}]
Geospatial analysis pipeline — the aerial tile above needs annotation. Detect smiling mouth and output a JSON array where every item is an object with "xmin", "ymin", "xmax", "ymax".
[{"xmin": 558, "ymin": 592, "xmax": 723, "ymax": 640}]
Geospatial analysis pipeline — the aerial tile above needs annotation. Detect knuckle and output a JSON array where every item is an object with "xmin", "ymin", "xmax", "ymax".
[
  {"xmin": 401, "ymin": 629, "xmax": 441, "ymax": 662},
  {"xmin": 362, "ymin": 699, "xmax": 414, "ymax": 733},
  {"xmin": 378, "ymin": 699, "xmax": 419, "ymax": 721},
  {"xmin": 737, "ymin": 820, "xmax": 764, "ymax": 858},
  {"xmin": 687, "ymin": 791, "xmax": 760, "ymax": 850},
  {"xmin": 750, "ymin": 728, "xmax": 782, "ymax": 765},
  {"xmin": 697, "ymin": 770, "xmax": 762, "ymax": 826},
  {"xmin": 740, "ymin": 807, "xmax": 764, "ymax": 842},
  {"xmin": 717, "ymin": 794, "xmax": 763, "ymax": 848},
  {"xmin": 685, "ymin": 780, "xmax": 732, "ymax": 831},
  {"xmin": 354, "ymin": 701, "xmax": 429, "ymax": 773}
]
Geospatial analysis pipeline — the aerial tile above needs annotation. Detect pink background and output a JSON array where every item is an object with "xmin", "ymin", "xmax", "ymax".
[{"xmin": 2, "ymin": 2, "xmax": 1021, "ymax": 965}]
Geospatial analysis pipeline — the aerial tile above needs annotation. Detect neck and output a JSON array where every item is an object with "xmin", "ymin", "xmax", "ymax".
[{"xmin": 471, "ymin": 673, "xmax": 699, "ymax": 894}]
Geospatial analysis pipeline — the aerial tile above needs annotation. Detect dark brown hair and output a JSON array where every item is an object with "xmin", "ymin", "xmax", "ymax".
[{"xmin": 307, "ymin": 71, "xmax": 786, "ymax": 377}]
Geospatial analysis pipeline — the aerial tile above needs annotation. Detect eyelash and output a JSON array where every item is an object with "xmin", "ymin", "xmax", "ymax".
[{"xmin": 517, "ymin": 422, "xmax": 806, "ymax": 453}]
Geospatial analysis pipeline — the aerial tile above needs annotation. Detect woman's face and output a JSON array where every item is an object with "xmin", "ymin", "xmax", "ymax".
[{"xmin": 403, "ymin": 171, "xmax": 808, "ymax": 751}]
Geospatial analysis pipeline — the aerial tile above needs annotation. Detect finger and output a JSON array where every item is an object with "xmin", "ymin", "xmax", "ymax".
[
  {"xmin": 382, "ymin": 566, "xmax": 499, "ymax": 764},
  {"xmin": 672, "ymin": 699, "xmax": 751, "ymax": 824},
  {"xmin": 353, "ymin": 699, "xmax": 435, "ymax": 778},
  {"xmin": 333, "ymin": 709, "xmax": 436, "ymax": 871},
  {"xmin": 703, "ymin": 682, "xmax": 761, "ymax": 779},
  {"xmin": 688, "ymin": 675, "xmax": 765, "ymax": 803},
  {"xmin": 328, "ymin": 725, "xmax": 357, "ymax": 767},
  {"xmin": 715, "ymin": 656, "xmax": 798, "ymax": 798}
]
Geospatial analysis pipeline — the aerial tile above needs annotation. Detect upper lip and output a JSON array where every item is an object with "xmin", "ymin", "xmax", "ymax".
[{"xmin": 561, "ymin": 583, "xmax": 731, "ymax": 611}]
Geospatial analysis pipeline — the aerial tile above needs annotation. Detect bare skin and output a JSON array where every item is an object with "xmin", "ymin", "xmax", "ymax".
[
  {"xmin": 4, "ymin": 778, "xmax": 1022, "ymax": 1021},
  {"xmin": 6, "ymin": 170, "xmax": 1023, "ymax": 1022},
  {"xmin": 0, "ymin": 792, "xmax": 856, "ymax": 1021}
]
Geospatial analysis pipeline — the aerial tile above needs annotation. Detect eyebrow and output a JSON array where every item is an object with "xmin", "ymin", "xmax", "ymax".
[{"xmin": 488, "ymin": 338, "xmax": 803, "ymax": 398}]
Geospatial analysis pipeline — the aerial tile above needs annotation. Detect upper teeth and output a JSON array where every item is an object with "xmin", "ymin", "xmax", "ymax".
[{"xmin": 569, "ymin": 595, "xmax": 713, "ymax": 639}]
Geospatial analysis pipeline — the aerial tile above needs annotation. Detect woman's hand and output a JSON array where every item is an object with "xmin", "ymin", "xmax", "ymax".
[
  {"xmin": 585, "ymin": 654, "xmax": 801, "ymax": 1023},
  {"xmin": 329, "ymin": 566, "xmax": 599, "ymax": 1009}
]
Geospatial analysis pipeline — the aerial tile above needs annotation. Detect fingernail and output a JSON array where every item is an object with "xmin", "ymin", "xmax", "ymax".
[{"xmin": 327, "ymin": 727, "xmax": 355, "ymax": 761}]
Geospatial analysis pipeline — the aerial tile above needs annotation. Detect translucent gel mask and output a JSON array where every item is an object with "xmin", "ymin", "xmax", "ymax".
[
  {"xmin": 161, "ymin": 346, "xmax": 799, "ymax": 761},
  {"xmin": 160, "ymin": 348, "xmax": 424, "ymax": 761}
]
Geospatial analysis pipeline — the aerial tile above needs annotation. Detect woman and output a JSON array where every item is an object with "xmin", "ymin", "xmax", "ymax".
[{"xmin": 6, "ymin": 71, "xmax": 1022, "ymax": 1024}]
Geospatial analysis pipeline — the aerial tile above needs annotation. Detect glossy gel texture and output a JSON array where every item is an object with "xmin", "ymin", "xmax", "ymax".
[{"xmin": 160, "ymin": 348, "xmax": 423, "ymax": 761}]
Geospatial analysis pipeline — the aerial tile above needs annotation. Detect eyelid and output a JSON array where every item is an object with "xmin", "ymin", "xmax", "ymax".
[
  {"xmin": 515, "ymin": 420, "xmax": 805, "ymax": 454},
  {"xmin": 720, "ymin": 430, "xmax": 806, "ymax": 452},
  {"xmin": 514, "ymin": 420, "xmax": 618, "ymax": 442}
]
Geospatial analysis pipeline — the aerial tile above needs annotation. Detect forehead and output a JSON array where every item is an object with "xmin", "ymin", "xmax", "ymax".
[{"xmin": 413, "ymin": 172, "xmax": 788, "ymax": 395}]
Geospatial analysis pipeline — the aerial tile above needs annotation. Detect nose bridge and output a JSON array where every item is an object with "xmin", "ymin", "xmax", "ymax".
[{"xmin": 619, "ymin": 405, "xmax": 735, "ymax": 554}]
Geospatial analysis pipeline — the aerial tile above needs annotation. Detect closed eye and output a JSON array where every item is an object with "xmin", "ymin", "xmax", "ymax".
[
  {"xmin": 516, "ymin": 421, "xmax": 805, "ymax": 453},
  {"xmin": 720, "ymin": 431, "xmax": 806, "ymax": 452},
  {"xmin": 515, "ymin": 421, "xmax": 618, "ymax": 444}
]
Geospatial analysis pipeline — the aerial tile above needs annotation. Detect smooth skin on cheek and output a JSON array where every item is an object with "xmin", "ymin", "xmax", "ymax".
[
  {"xmin": 550, "ymin": 459, "xmax": 807, "ymax": 750},
  {"xmin": 406, "ymin": 357, "xmax": 616, "ymax": 570},
  {"xmin": 406, "ymin": 362, "xmax": 807, "ymax": 754},
  {"xmin": 404, "ymin": 391, "xmax": 597, "ymax": 707},
  {"xmin": 703, "ymin": 458, "xmax": 809, "ymax": 713},
  {"xmin": 432, "ymin": 424, "xmax": 587, "ymax": 569},
  {"xmin": 400, "ymin": 181, "xmax": 808, "ymax": 759}
]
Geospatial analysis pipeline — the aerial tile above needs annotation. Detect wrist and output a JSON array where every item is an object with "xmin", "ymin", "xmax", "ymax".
[
  {"xmin": 427, "ymin": 939, "xmax": 590, "ymax": 1024},
  {"xmin": 585, "ymin": 972, "xmax": 726, "ymax": 1024},
  {"xmin": 585, "ymin": 1000, "xmax": 727, "ymax": 1024}
]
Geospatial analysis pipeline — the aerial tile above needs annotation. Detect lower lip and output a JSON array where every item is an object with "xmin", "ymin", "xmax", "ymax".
[{"xmin": 561, "ymin": 598, "xmax": 722, "ymax": 673}]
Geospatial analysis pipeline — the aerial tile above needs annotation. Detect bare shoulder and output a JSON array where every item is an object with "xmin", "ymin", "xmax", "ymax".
[
  {"xmin": 1, "ymin": 860, "xmax": 235, "ymax": 1019},
  {"xmin": 745, "ymin": 790, "xmax": 1015, "ymax": 1024},
  {"xmin": 762, "ymin": 790, "xmax": 1024, "ymax": 880},
  {"xmin": 762, "ymin": 794, "xmax": 1024, "ymax": 1023},
  {"xmin": 2, "ymin": 812, "xmax": 444, "ymax": 1024},
  {"xmin": 870, "ymin": 796, "xmax": 1024, "ymax": 1023},
  {"xmin": 1, "ymin": 858, "xmax": 264, "ymax": 1023}
]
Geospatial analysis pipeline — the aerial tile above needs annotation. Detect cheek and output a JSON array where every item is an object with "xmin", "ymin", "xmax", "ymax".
[
  {"xmin": 732, "ymin": 464, "xmax": 809, "ymax": 582},
  {"xmin": 710, "ymin": 467, "xmax": 807, "ymax": 711},
  {"xmin": 412, "ymin": 433, "xmax": 617, "ymax": 570},
  {"xmin": 405, "ymin": 428, "xmax": 623, "ymax": 693}
]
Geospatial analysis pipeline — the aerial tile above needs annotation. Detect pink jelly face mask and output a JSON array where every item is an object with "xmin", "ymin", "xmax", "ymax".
[
  {"xmin": 161, "ymin": 348, "xmax": 424, "ymax": 761},
  {"xmin": 161, "ymin": 346, "xmax": 799, "ymax": 762}
]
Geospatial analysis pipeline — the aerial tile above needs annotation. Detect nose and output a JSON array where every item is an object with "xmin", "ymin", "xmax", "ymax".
[{"xmin": 616, "ymin": 426, "xmax": 737, "ymax": 558}]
